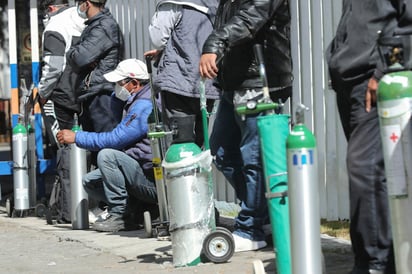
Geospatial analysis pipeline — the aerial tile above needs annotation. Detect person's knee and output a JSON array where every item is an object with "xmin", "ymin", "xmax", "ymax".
[
  {"xmin": 82, "ymin": 173, "xmax": 93, "ymax": 191},
  {"xmin": 97, "ymin": 148, "xmax": 115, "ymax": 165}
]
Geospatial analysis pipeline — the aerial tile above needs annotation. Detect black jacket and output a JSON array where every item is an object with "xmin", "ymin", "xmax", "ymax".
[
  {"xmin": 202, "ymin": 0, "xmax": 293, "ymax": 91},
  {"xmin": 67, "ymin": 8, "xmax": 124, "ymax": 101},
  {"xmin": 326, "ymin": 0, "xmax": 412, "ymax": 92}
]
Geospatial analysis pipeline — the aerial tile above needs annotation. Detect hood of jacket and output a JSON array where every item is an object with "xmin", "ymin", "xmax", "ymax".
[{"xmin": 157, "ymin": 0, "xmax": 218, "ymax": 19}]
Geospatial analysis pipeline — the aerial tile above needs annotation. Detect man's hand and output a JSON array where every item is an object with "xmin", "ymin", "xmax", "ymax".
[
  {"xmin": 365, "ymin": 77, "xmax": 378, "ymax": 112},
  {"xmin": 199, "ymin": 53, "xmax": 218, "ymax": 79},
  {"xmin": 144, "ymin": 49, "xmax": 161, "ymax": 58},
  {"xmin": 39, "ymin": 97, "xmax": 48, "ymax": 105},
  {"xmin": 56, "ymin": 129, "xmax": 76, "ymax": 144}
]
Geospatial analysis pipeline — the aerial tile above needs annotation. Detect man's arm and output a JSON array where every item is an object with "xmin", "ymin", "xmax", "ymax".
[
  {"xmin": 67, "ymin": 24, "xmax": 118, "ymax": 71},
  {"xmin": 57, "ymin": 100, "xmax": 152, "ymax": 151},
  {"xmin": 202, "ymin": 0, "xmax": 285, "ymax": 60},
  {"xmin": 38, "ymin": 31, "xmax": 66, "ymax": 101}
]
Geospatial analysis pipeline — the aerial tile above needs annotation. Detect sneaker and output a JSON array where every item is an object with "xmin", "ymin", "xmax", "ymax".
[
  {"xmin": 95, "ymin": 208, "xmax": 109, "ymax": 223},
  {"xmin": 232, "ymin": 233, "xmax": 267, "ymax": 252},
  {"xmin": 92, "ymin": 214, "xmax": 126, "ymax": 232},
  {"xmin": 89, "ymin": 207, "xmax": 109, "ymax": 224},
  {"xmin": 93, "ymin": 214, "xmax": 140, "ymax": 232}
]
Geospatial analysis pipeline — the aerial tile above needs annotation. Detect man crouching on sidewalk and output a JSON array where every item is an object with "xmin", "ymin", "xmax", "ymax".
[{"xmin": 57, "ymin": 58, "xmax": 159, "ymax": 232}]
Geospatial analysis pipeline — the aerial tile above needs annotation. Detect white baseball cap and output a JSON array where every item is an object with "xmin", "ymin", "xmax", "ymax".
[{"xmin": 104, "ymin": 59, "xmax": 149, "ymax": 82}]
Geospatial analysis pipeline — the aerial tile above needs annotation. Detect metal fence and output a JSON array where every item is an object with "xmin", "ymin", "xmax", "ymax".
[{"xmin": 106, "ymin": 0, "xmax": 349, "ymax": 220}]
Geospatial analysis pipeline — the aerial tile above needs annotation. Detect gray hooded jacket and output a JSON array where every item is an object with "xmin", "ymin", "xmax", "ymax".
[{"xmin": 149, "ymin": 0, "xmax": 220, "ymax": 99}]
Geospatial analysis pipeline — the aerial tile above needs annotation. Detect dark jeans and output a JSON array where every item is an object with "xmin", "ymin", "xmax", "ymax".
[
  {"xmin": 336, "ymin": 80, "xmax": 395, "ymax": 272},
  {"xmin": 82, "ymin": 149, "xmax": 157, "ymax": 216},
  {"xmin": 210, "ymin": 88, "xmax": 290, "ymax": 241}
]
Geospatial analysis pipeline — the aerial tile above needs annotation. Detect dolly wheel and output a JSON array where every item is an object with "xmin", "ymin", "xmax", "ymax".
[
  {"xmin": 253, "ymin": 259, "xmax": 266, "ymax": 274},
  {"xmin": 5, "ymin": 198, "xmax": 12, "ymax": 217},
  {"xmin": 35, "ymin": 203, "xmax": 47, "ymax": 217},
  {"xmin": 143, "ymin": 211, "xmax": 152, "ymax": 238},
  {"xmin": 202, "ymin": 227, "xmax": 234, "ymax": 263}
]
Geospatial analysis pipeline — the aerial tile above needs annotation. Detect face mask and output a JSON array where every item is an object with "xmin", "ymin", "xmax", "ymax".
[
  {"xmin": 42, "ymin": 14, "xmax": 50, "ymax": 27},
  {"xmin": 76, "ymin": 2, "xmax": 88, "ymax": 19},
  {"xmin": 114, "ymin": 84, "xmax": 130, "ymax": 101}
]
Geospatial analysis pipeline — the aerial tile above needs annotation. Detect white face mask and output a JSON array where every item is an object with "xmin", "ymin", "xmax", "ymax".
[
  {"xmin": 115, "ymin": 84, "xmax": 130, "ymax": 101},
  {"xmin": 76, "ymin": 2, "xmax": 88, "ymax": 19},
  {"xmin": 42, "ymin": 14, "xmax": 50, "ymax": 27}
]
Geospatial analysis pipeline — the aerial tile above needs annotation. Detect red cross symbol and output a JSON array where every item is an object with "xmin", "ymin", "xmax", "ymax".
[{"xmin": 390, "ymin": 132, "xmax": 399, "ymax": 143}]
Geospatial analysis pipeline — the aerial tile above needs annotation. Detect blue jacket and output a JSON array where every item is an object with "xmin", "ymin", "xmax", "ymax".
[{"xmin": 75, "ymin": 84, "xmax": 153, "ymax": 178}]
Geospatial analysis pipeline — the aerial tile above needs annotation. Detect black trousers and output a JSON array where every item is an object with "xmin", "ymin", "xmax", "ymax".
[
  {"xmin": 336, "ymin": 79, "xmax": 395, "ymax": 272},
  {"xmin": 161, "ymin": 92, "xmax": 215, "ymax": 148}
]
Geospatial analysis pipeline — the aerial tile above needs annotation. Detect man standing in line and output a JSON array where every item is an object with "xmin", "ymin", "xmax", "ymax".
[
  {"xmin": 327, "ymin": 1, "xmax": 412, "ymax": 273},
  {"xmin": 145, "ymin": 0, "xmax": 220, "ymax": 148},
  {"xmin": 67, "ymin": 0, "xmax": 124, "ymax": 134},
  {"xmin": 38, "ymin": 0, "xmax": 85, "ymax": 224},
  {"xmin": 200, "ymin": 0, "xmax": 293, "ymax": 252}
]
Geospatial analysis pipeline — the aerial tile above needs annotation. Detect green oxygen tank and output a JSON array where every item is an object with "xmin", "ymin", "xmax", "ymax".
[
  {"xmin": 69, "ymin": 114, "xmax": 89, "ymax": 229},
  {"xmin": 286, "ymin": 104, "xmax": 322, "ymax": 274},
  {"xmin": 162, "ymin": 115, "xmax": 214, "ymax": 267},
  {"xmin": 377, "ymin": 70, "xmax": 412, "ymax": 272},
  {"xmin": 12, "ymin": 117, "xmax": 29, "ymax": 211}
]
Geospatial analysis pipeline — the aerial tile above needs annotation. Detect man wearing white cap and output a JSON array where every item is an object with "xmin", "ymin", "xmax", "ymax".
[{"xmin": 56, "ymin": 59, "xmax": 159, "ymax": 232}]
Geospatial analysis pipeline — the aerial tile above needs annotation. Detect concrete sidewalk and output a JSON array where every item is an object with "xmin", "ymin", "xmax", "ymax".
[{"xmin": 0, "ymin": 204, "xmax": 354, "ymax": 274}]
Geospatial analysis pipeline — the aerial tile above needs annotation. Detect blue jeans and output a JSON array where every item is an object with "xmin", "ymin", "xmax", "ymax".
[
  {"xmin": 210, "ymin": 91, "xmax": 267, "ymax": 241},
  {"xmin": 83, "ymin": 149, "xmax": 157, "ymax": 216}
]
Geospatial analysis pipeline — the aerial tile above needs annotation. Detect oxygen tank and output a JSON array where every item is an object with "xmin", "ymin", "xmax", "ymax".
[
  {"xmin": 12, "ymin": 117, "xmax": 29, "ymax": 211},
  {"xmin": 377, "ymin": 70, "xmax": 412, "ymax": 273},
  {"xmin": 286, "ymin": 105, "xmax": 322, "ymax": 274},
  {"xmin": 162, "ymin": 115, "xmax": 214, "ymax": 267},
  {"xmin": 70, "ymin": 114, "xmax": 89, "ymax": 229}
]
